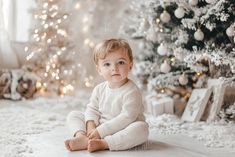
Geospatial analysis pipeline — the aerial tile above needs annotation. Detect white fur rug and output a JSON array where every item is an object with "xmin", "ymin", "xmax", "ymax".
[{"xmin": 0, "ymin": 93, "xmax": 235, "ymax": 157}]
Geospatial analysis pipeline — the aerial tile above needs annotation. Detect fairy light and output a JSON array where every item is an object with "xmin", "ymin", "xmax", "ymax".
[
  {"xmin": 197, "ymin": 72, "xmax": 202, "ymax": 76},
  {"xmin": 63, "ymin": 14, "xmax": 68, "ymax": 19},
  {"xmin": 44, "ymin": 73, "xmax": 48, "ymax": 77},
  {"xmin": 82, "ymin": 26, "xmax": 89, "ymax": 32},
  {"xmin": 43, "ymin": 2, "xmax": 48, "ymax": 8},
  {"xmin": 26, "ymin": 52, "xmax": 34, "ymax": 60},
  {"xmin": 25, "ymin": 0, "xmax": 88, "ymax": 96},
  {"xmin": 57, "ymin": 19, "xmax": 62, "ymax": 23},
  {"xmin": 160, "ymin": 88, "xmax": 165, "ymax": 93},
  {"xmin": 47, "ymin": 38, "xmax": 52, "ymax": 43},
  {"xmin": 75, "ymin": 2, "xmax": 81, "ymax": 10},
  {"xmin": 82, "ymin": 17, "xmax": 89, "ymax": 23},
  {"xmin": 84, "ymin": 38, "xmax": 90, "ymax": 45},
  {"xmin": 24, "ymin": 46, "xmax": 29, "ymax": 52},
  {"xmin": 85, "ymin": 76, "xmax": 94, "ymax": 87},
  {"xmin": 36, "ymin": 81, "xmax": 42, "ymax": 89}
]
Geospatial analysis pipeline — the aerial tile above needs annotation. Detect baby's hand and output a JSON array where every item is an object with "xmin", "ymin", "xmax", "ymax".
[{"xmin": 87, "ymin": 129, "xmax": 101, "ymax": 139}]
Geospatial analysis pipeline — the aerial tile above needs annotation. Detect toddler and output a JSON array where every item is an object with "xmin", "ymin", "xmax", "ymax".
[{"xmin": 64, "ymin": 38, "xmax": 149, "ymax": 152}]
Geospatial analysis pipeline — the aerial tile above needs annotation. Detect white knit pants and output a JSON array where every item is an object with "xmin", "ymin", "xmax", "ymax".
[{"xmin": 66, "ymin": 111, "xmax": 149, "ymax": 151}]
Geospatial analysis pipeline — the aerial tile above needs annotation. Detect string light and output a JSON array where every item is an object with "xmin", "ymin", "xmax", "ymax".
[
  {"xmin": 75, "ymin": 2, "xmax": 81, "ymax": 10},
  {"xmin": 25, "ymin": 0, "xmax": 93, "ymax": 96}
]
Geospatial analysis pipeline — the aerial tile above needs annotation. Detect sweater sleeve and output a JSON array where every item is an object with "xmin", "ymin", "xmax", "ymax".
[
  {"xmin": 96, "ymin": 90, "xmax": 142, "ymax": 138},
  {"xmin": 84, "ymin": 85, "xmax": 101, "ymax": 126}
]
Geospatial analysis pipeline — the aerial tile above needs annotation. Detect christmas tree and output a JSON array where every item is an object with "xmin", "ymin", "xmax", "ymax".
[
  {"xmin": 24, "ymin": 0, "xmax": 87, "ymax": 96},
  {"xmin": 122, "ymin": 0, "xmax": 235, "ymax": 100}
]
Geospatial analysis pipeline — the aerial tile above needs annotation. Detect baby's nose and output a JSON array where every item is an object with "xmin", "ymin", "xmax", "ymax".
[{"xmin": 112, "ymin": 64, "xmax": 118, "ymax": 71}]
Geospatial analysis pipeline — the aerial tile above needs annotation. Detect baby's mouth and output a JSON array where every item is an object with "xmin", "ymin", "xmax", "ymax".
[{"xmin": 112, "ymin": 74, "xmax": 120, "ymax": 76}]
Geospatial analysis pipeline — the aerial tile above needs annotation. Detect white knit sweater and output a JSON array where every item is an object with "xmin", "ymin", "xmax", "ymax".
[{"xmin": 85, "ymin": 79, "xmax": 145, "ymax": 138}]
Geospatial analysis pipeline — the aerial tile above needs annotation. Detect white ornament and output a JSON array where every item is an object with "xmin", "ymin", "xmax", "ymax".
[
  {"xmin": 189, "ymin": 0, "xmax": 198, "ymax": 6},
  {"xmin": 205, "ymin": 0, "xmax": 215, "ymax": 4},
  {"xmin": 160, "ymin": 10, "xmax": 171, "ymax": 23},
  {"xmin": 160, "ymin": 60, "xmax": 171, "ymax": 73},
  {"xmin": 194, "ymin": 29, "xmax": 204, "ymax": 41},
  {"xmin": 226, "ymin": 26, "xmax": 234, "ymax": 37},
  {"xmin": 174, "ymin": 7, "xmax": 185, "ymax": 19},
  {"xmin": 179, "ymin": 73, "xmax": 188, "ymax": 85},
  {"xmin": 157, "ymin": 44, "xmax": 168, "ymax": 56}
]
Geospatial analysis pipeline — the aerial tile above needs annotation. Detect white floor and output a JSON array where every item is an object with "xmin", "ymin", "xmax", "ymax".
[
  {"xmin": 1, "ymin": 93, "xmax": 235, "ymax": 157},
  {"xmin": 27, "ymin": 126, "xmax": 235, "ymax": 157}
]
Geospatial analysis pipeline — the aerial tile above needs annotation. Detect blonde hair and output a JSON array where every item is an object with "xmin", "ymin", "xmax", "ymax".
[{"xmin": 93, "ymin": 38, "xmax": 133, "ymax": 65}]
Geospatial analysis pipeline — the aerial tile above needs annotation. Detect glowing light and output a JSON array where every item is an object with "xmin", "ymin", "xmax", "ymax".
[
  {"xmin": 41, "ymin": 14, "xmax": 47, "ymax": 20},
  {"xmin": 84, "ymin": 76, "xmax": 94, "ymax": 87},
  {"xmin": 197, "ymin": 72, "xmax": 202, "ymax": 76},
  {"xmin": 170, "ymin": 57, "xmax": 176, "ymax": 62},
  {"xmin": 49, "ymin": 22, "xmax": 54, "ymax": 26},
  {"xmin": 44, "ymin": 24, "xmax": 49, "ymax": 29},
  {"xmin": 36, "ymin": 37, "xmax": 40, "ymax": 42},
  {"xmin": 24, "ymin": 47, "xmax": 29, "ymax": 52},
  {"xmin": 82, "ymin": 17, "xmax": 89, "ymax": 23},
  {"xmin": 57, "ymin": 19, "xmax": 62, "ymax": 23},
  {"xmin": 57, "ymin": 51, "xmax": 62, "ymax": 55},
  {"xmin": 75, "ymin": 2, "xmax": 81, "ymax": 10},
  {"xmin": 61, "ymin": 47, "xmax": 66, "ymax": 51},
  {"xmin": 26, "ymin": 52, "xmax": 34, "ymax": 60},
  {"xmin": 46, "ymin": 65, "xmax": 50, "ymax": 72},
  {"xmin": 89, "ymin": 42, "xmax": 95, "ymax": 48},
  {"xmin": 57, "ymin": 29, "xmax": 67, "ymax": 36},
  {"xmin": 43, "ymin": 2, "xmax": 48, "ymax": 8},
  {"xmin": 156, "ymin": 18, "xmax": 160, "ymax": 23},
  {"xmin": 82, "ymin": 26, "xmax": 89, "ymax": 32},
  {"xmin": 44, "ymin": 73, "xmax": 48, "ymax": 77},
  {"xmin": 34, "ymin": 14, "xmax": 39, "ymax": 19},
  {"xmin": 84, "ymin": 38, "xmax": 90, "ymax": 45},
  {"xmin": 47, "ymin": 38, "xmax": 52, "ymax": 43},
  {"xmin": 60, "ymin": 84, "xmax": 74, "ymax": 95},
  {"xmin": 63, "ymin": 14, "xmax": 68, "ymax": 19},
  {"xmin": 36, "ymin": 81, "xmax": 42, "ymax": 89}
]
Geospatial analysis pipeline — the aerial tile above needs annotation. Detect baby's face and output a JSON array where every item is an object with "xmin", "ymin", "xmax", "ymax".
[{"xmin": 96, "ymin": 50, "xmax": 132, "ymax": 88}]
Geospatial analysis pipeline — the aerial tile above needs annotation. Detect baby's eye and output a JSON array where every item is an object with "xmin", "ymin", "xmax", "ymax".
[
  {"xmin": 103, "ymin": 63, "xmax": 110, "ymax": 67},
  {"xmin": 118, "ymin": 61, "xmax": 125, "ymax": 65}
]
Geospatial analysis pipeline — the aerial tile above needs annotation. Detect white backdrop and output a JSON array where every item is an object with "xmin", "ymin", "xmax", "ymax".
[{"xmin": 0, "ymin": 0, "xmax": 131, "ymax": 72}]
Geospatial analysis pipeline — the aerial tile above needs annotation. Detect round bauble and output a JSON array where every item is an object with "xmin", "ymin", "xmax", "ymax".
[
  {"xmin": 194, "ymin": 29, "xmax": 204, "ymax": 41},
  {"xmin": 178, "ymin": 73, "xmax": 188, "ymax": 85},
  {"xmin": 174, "ymin": 7, "xmax": 185, "ymax": 19},
  {"xmin": 157, "ymin": 44, "xmax": 168, "ymax": 56},
  {"xmin": 160, "ymin": 10, "xmax": 171, "ymax": 23},
  {"xmin": 226, "ymin": 26, "xmax": 234, "ymax": 37},
  {"xmin": 160, "ymin": 60, "xmax": 171, "ymax": 73},
  {"xmin": 189, "ymin": 0, "xmax": 198, "ymax": 6}
]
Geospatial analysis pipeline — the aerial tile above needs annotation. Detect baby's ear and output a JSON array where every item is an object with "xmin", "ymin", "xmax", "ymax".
[{"xmin": 129, "ymin": 62, "xmax": 133, "ymax": 70}]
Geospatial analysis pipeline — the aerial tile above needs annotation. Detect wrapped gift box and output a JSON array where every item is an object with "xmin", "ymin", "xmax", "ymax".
[{"xmin": 147, "ymin": 96, "xmax": 174, "ymax": 116}]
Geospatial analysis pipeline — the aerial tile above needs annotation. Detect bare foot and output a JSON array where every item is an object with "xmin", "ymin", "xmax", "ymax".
[
  {"xmin": 88, "ymin": 139, "xmax": 109, "ymax": 152},
  {"xmin": 64, "ymin": 134, "xmax": 88, "ymax": 151}
]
